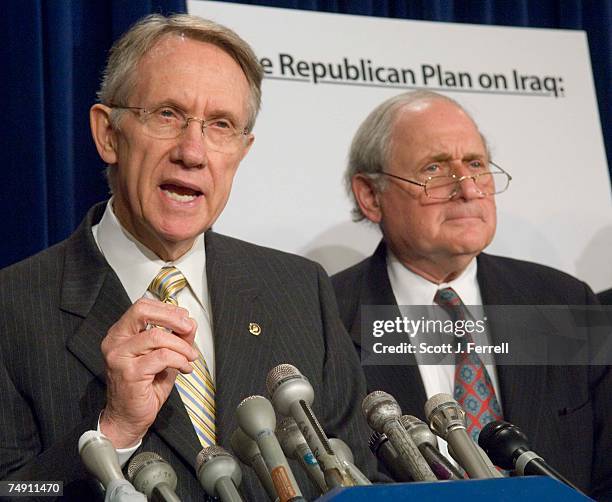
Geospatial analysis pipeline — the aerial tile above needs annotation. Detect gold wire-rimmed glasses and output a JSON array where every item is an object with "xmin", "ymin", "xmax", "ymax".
[{"xmin": 381, "ymin": 161, "xmax": 512, "ymax": 199}]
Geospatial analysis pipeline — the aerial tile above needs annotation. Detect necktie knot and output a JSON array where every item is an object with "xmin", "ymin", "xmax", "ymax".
[
  {"xmin": 434, "ymin": 287, "xmax": 461, "ymax": 306},
  {"xmin": 434, "ymin": 287, "xmax": 465, "ymax": 321},
  {"xmin": 148, "ymin": 266, "xmax": 187, "ymax": 305}
]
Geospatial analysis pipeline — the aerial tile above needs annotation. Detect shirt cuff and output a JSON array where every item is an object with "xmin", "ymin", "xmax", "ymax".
[{"xmin": 97, "ymin": 411, "xmax": 142, "ymax": 468}]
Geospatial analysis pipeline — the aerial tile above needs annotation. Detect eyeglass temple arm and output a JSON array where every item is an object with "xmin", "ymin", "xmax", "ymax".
[{"xmin": 380, "ymin": 171, "xmax": 426, "ymax": 188}]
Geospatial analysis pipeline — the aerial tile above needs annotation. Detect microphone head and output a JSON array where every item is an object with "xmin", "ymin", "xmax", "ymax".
[
  {"xmin": 196, "ymin": 445, "xmax": 242, "ymax": 496},
  {"xmin": 127, "ymin": 452, "xmax": 177, "ymax": 497},
  {"xmin": 275, "ymin": 417, "xmax": 305, "ymax": 459},
  {"xmin": 424, "ymin": 393, "xmax": 466, "ymax": 440},
  {"xmin": 77, "ymin": 430, "xmax": 123, "ymax": 488},
  {"xmin": 400, "ymin": 415, "xmax": 439, "ymax": 449},
  {"xmin": 236, "ymin": 395, "xmax": 277, "ymax": 439},
  {"xmin": 230, "ymin": 427, "xmax": 262, "ymax": 465},
  {"xmin": 78, "ymin": 430, "xmax": 107, "ymax": 454},
  {"xmin": 367, "ymin": 431, "xmax": 389, "ymax": 455},
  {"xmin": 266, "ymin": 364, "xmax": 314, "ymax": 416},
  {"xmin": 478, "ymin": 420, "xmax": 530, "ymax": 469},
  {"xmin": 362, "ymin": 391, "xmax": 401, "ymax": 432},
  {"xmin": 328, "ymin": 438, "xmax": 354, "ymax": 464}
]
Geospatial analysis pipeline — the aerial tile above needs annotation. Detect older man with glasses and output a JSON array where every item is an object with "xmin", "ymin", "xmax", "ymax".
[
  {"xmin": 0, "ymin": 14, "xmax": 375, "ymax": 500},
  {"xmin": 332, "ymin": 90, "xmax": 612, "ymax": 499}
]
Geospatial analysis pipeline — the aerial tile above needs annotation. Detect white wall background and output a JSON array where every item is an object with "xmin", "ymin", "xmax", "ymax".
[{"xmin": 190, "ymin": 1, "xmax": 612, "ymax": 291}]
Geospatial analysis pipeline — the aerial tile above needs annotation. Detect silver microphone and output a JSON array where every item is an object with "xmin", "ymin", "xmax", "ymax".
[
  {"xmin": 266, "ymin": 364, "xmax": 353, "ymax": 489},
  {"xmin": 276, "ymin": 417, "xmax": 327, "ymax": 493},
  {"xmin": 77, "ymin": 430, "xmax": 146, "ymax": 502},
  {"xmin": 126, "ymin": 452, "xmax": 181, "ymax": 502},
  {"xmin": 362, "ymin": 391, "xmax": 436, "ymax": 481},
  {"xmin": 230, "ymin": 427, "xmax": 278, "ymax": 501},
  {"xmin": 327, "ymin": 438, "xmax": 371, "ymax": 486},
  {"xmin": 196, "ymin": 446, "xmax": 243, "ymax": 502},
  {"xmin": 424, "ymin": 393, "xmax": 496, "ymax": 479},
  {"xmin": 236, "ymin": 395, "xmax": 304, "ymax": 502},
  {"xmin": 400, "ymin": 415, "xmax": 463, "ymax": 480}
]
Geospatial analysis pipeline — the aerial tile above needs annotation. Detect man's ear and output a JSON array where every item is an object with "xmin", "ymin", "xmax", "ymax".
[
  {"xmin": 352, "ymin": 174, "xmax": 383, "ymax": 223},
  {"xmin": 90, "ymin": 104, "xmax": 118, "ymax": 164}
]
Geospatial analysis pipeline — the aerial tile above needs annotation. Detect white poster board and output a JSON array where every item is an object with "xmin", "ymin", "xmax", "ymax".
[{"xmin": 189, "ymin": 1, "xmax": 612, "ymax": 291}]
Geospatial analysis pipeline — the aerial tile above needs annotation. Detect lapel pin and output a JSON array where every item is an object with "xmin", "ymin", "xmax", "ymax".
[{"xmin": 249, "ymin": 322, "xmax": 262, "ymax": 336}]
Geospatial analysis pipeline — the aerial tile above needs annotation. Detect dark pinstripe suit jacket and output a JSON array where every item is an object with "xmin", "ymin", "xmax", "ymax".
[
  {"xmin": 332, "ymin": 241, "xmax": 612, "ymax": 500},
  {"xmin": 0, "ymin": 203, "xmax": 375, "ymax": 501}
]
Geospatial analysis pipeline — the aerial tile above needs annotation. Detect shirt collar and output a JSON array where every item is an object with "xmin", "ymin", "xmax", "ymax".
[
  {"xmin": 92, "ymin": 199, "xmax": 207, "ymax": 305},
  {"xmin": 386, "ymin": 249, "xmax": 482, "ymax": 306}
]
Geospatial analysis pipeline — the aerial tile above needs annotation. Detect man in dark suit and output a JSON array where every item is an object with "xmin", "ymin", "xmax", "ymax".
[
  {"xmin": 0, "ymin": 14, "xmax": 374, "ymax": 500},
  {"xmin": 599, "ymin": 288, "xmax": 612, "ymax": 305},
  {"xmin": 332, "ymin": 90, "xmax": 612, "ymax": 499}
]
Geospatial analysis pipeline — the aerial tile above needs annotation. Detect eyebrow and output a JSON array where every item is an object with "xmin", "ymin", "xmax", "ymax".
[
  {"xmin": 151, "ymin": 99, "xmax": 243, "ymax": 127},
  {"xmin": 422, "ymin": 152, "xmax": 488, "ymax": 164}
]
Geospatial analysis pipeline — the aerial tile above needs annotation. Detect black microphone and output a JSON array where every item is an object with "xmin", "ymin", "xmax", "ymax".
[
  {"xmin": 479, "ymin": 420, "xmax": 583, "ymax": 493},
  {"xmin": 126, "ymin": 452, "xmax": 180, "ymax": 502},
  {"xmin": 196, "ymin": 446, "xmax": 244, "ymax": 502},
  {"xmin": 400, "ymin": 415, "xmax": 463, "ymax": 480},
  {"xmin": 368, "ymin": 432, "xmax": 413, "ymax": 482},
  {"xmin": 78, "ymin": 430, "xmax": 146, "ymax": 501}
]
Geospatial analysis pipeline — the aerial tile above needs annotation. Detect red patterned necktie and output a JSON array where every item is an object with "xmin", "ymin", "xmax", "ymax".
[{"xmin": 434, "ymin": 287, "xmax": 503, "ymax": 442}]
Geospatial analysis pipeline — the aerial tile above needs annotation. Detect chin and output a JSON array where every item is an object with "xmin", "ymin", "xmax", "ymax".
[
  {"xmin": 157, "ymin": 215, "xmax": 210, "ymax": 240},
  {"xmin": 449, "ymin": 237, "xmax": 490, "ymax": 256}
]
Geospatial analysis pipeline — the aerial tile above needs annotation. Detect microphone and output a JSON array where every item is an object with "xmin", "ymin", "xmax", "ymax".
[
  {"xmin": 400, "ymin": 415, "xmax": 463, "ymax": 480},
  {"xmin": 126, "ymin": 452, "xmax": 180, "ymax": 502},
  {"xmin": 78, "ymin": 430, "xmax": 147, "ymax": 502},
  {"xmin": 266, "ymin": 364, "xmax": 353, "ymax": 489},
  {"xmin": 362, "ymin": 391, "xmax": 436, "ymax": 481},
  {"xmin": 196, "ymin": 446, "xmax": 243, "ymax": 502},
  {"xmin": 479, "ymin": 420, "xmax": 583, "ymax": 492},
  {"xmin": 327, "ymin": 438, "xmax": 371, "ymax": 485},
  {"xmin": 424, "ymin": 393, "xmax": 495, "ymax": 479},
  {"xmin": 276, "ymin": 417, "xmax": 327, "ymax": 494},
  {"xmin": 230, "ymin": 427, "xmax": 278, "ymax": 501},
  {"xmin": 368, "ymin": 432, "xmax": 413, "ymax": 482},
  {"xmin": 236, "ymin": 395, "xmax": 305, "ymax": 502}
]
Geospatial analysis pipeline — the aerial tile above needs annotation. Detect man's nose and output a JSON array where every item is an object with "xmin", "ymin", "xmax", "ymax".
[
  {"xmin": 452, "ymin": 164, "xmax": 485, "ymax": 200},
  {"xmin": 170, "ymin": 120, "xmax": 207, "ymax": 168}
]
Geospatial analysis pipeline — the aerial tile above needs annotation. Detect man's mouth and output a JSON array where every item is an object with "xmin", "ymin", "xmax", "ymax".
[{"xmin": 160, "ymin": 183, "xmax": 203, "ymax": 202}]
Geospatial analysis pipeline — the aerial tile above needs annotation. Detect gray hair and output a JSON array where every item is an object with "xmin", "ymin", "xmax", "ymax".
[
  {"xmin": 98, "ymin": 13, "xmax": 263, "ymax": 131},
  {"xmin": 346, "ymin": 90, "xmax": 487, "ymax": 221},
  {"xmin": 97, "ymin": 13, "xmax": 263, "ymax": 192}
]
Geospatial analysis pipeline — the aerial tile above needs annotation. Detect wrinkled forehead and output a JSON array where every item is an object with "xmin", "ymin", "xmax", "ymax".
[{"xmin": 131, "ymin": 34, "xmax": 250, "ymax": 115}]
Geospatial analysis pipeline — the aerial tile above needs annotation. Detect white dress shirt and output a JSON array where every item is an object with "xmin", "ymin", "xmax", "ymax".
[
  {"xmin": 91, "ymin": 199, "xmax": 215, "ymax": 463},
  {"xmin": 386, "ymin": 249, "xmax": 503, "ymax": 463}
]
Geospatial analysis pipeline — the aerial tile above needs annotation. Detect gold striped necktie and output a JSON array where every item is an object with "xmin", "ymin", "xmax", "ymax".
[{"xmin": 148, "ymin": 266, "xmax": 216, "ymax": 447}]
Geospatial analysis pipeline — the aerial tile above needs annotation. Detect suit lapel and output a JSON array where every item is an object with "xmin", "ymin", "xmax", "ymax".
[
  {"xmin": 205, "ymin": 231, "xmax": 264, "ymax": 447},
  {"xmin": 62, "ymin": 204, "xmax": 129, "ymax": 381},
  {"xmin": 61, "ymin": 203, "xmax": 205, "ymax": 470},
  {"xmin": 476, "ymin": 253, "xmax": 550, "ymax": 437},
  {"xmin": 359, "ymin": 241, "xmax": 428, "ymax": 419}
]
